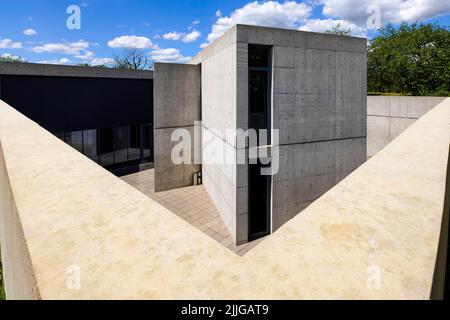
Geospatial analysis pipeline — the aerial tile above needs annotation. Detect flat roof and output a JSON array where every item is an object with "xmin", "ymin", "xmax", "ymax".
[{"xmin": 0, "ymin": 61, "xmax": 153, "ymax": 80}]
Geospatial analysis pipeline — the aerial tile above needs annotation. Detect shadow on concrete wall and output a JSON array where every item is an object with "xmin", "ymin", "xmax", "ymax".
[
  {"xmin": 0, "ymin": 248, "xmax": 4, "ymax": 300},
  {"xmin": 431, "ymin": 147, "xmax": 450, "ymax": 300}
]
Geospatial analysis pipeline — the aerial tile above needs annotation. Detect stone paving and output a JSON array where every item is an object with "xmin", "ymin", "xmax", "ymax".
[{"xmin": 121, "ymin": 169, "xmax": 264, "ymax": 256}]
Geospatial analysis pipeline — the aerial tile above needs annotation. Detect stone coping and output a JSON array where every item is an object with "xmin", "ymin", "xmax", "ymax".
[
  {"xmin": 0, "ymin": 98, "xmax": 448, "ymax": 299},
  {"xmin": 0, "ymin": 62, "xmax": 153, "ymax": 79}
]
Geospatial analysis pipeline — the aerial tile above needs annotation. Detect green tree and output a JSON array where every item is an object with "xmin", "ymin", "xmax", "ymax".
[
  {"xmin": 77, "ymin": 63, "xmax": 107, "ymax": 68},
  {"xmin": 368, "ymin": 22, "xmax": 450, "ymax": 96},
  {"xmin": 0, "ymin": 55, "xmax": 25, "ymax": 63},
  {"xmin": 325, "ymin": 22, "xmax": 352, "ymax": 36}
]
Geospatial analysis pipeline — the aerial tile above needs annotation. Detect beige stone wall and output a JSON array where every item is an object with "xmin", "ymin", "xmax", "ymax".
[
  {"xmin": 0, "ymin": 108, "xmax": 40, "ymax": 300},
  {"xmin": 0, "ymin": 98, "xmax": 448, "ymax": 299}
]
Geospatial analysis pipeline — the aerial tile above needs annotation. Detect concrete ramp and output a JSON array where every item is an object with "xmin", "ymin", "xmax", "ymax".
[{"xmin": 0, "ymin": 98, "xmax": 449, "ymax": 299}]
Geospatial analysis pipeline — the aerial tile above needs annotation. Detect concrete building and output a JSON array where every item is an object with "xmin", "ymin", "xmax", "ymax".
[
  {"xmin": 0, "ymin": 25, "xmax": 367, "ymax": 247},
  {"xmin": 0, "ymin": 62, "xmax": 154, "ymax": 176},
  {"xmin": 154, "ymin": 25, "xmax": 367, "ymax": 244}
]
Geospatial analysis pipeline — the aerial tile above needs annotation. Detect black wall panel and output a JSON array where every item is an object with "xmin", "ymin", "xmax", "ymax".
[{"xmin": 1, "ymin": 75, "xmax": 153, "ymax": 133}]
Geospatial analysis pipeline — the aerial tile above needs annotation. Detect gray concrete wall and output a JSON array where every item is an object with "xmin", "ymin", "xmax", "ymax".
[
  {"xmin": 191, "ymin": 27, "xmax": 241, "ymax": 243},
  {"xmin": 153, "ymin": 63, "xmax": 201, "ymax": 192},
  {"xmin": 189, "ymin": 25, "xmax": 368, "ymax": 243},
  {"xmin": 235, "ymin": 25, "xmax": 367, "ymax": 232},
  {"xmin": 367, "ymin": 96, "xmax": 446, "ymax": 158},
  {"xmin": 274, "ymin": 138, "xmax": 366, "ymax": 228}
]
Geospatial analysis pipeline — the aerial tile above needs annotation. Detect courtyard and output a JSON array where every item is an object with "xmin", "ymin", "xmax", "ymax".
[{"xmin": 121, "ymin": 169, "xmax": 264, "ymax": 256}]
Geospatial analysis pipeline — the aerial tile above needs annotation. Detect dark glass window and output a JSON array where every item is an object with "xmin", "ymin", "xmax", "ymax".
[
  {"xmin": 98, "ymin": 128, "xmax": 114, "ymax": 166},
  {"xmin": 129, "ymin": 125, "xmax": 141, "ymax": 161},
  {"xmin": 143, "ymin": 124, "xmax": 152, "ymax": 160},
  {"xmin": 114, "ymin": 126, "xmax": 129, "ymax": 164},
  {"xmin": 249, "ymin": 70, "xmax": 268, "ymax": 132},
  {"xmin": 83, "ymin": 129, "xmax": 98, "ymax": 162},
  {"xmin": 98, "ymin": 128, "xmax": 114, "ymax": 154},
  {"xmin": 248, "ymin": 45, "xmax": 271, "ymax": 146},
  {"xmin": 248, "ymin": 44, "xmax": 272, "ymax": 241},
  {"xmin": 55, "ymin": 124, "xmax": 153, "ymax": 174},
  {"xmin": 249, "ymin": 45, "xmax": 270, "ymax": 68},
  {"xmin": 66, "ymin": 131, "xmax": 83, "ymax": 153},
  {"xmin": 248, "ymin": 163, "xmax": 271, "ymax": 239}
]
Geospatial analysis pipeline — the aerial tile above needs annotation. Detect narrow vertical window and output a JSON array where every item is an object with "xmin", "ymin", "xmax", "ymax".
[{"xmin": 248, "ymin": 45, "xmax": 272, "ymax": 241}]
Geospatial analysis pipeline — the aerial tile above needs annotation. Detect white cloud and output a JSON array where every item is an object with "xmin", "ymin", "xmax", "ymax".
[
  {"xmin": 299, "ymin": 18, "xmax": 366, "ymax": 36},
  {"xmin": 163, "ymin": 30, "xmax": 201, "ymax": 43},
  {"xmin": 163, "ymin": 32, "xmax": 183, "ymax": 41},
  {"xmin": 23, "ymin": 28, "xmax": 38, "ymax": 36},
  {"xmin": 107, "ymin": 35, "xmax": 157, "ymax": 49},
  {"xmin": 37, "ymin": 58, "xmax": 71, "ymax": 65},
  {"xmin": 192, "ymin": 19, "xmax": 200, "ymax": 25},
  {"xmin": 0, "ymin": 38, "xmax": 23, "ymax": 49},
  {"xmin": 182, "ymin": 30, "xmax": 201, "ymax": 43},
  {"xmin": 74, "ymin": 51, "xmax": 94, "ymax": 60},
  {"xmin": 91, "ymin": 57, "xmax": 115, "ymax": 66},
  {"xmin": 31, "ymin": 40, "xmax": 91, "ymax": 55},
  {"xmin": 216, "ymin": 10, "xmax": 222, "ymax": 17},
  {"xmin": 202, "ymin": 1, "xmax": 312, "ymax": 47},
  {"xmin": 31, "ymin": 40, "xmax": 97, "ymax": 64},
  {"xmin": 27, "ymin": 39, "xmax": 116, "ymax": 66},
  {"xmin": 320, "ymin": 0, "xmax": 450, "ymax": 25},
  {"xmin": 36, "ymin": 54, "xmax": 114, "ymax": 66},
  {"xmin": 150, "ymin": 48, "xmax": 191, "ymax": 63}
]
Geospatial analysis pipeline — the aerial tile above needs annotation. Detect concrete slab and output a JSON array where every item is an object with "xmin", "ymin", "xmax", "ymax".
[
  {"xmin": 154, "ymin": 63, "xmax": 200, "ymax": 129},
  {"xmin": 153, "ymin": 63, "xmax": 201, "ymax": 192}
]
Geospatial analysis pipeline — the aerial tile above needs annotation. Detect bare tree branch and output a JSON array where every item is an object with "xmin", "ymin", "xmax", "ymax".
[{"xmin": 113, "ymin": 48, "xmax": 151, "ymax": 70}]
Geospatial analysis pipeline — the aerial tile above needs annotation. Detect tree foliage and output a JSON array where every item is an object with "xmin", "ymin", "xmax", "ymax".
[
  {"xmin": 0, "ymin": 55, "xmax": 25, "ymax": 63},
  {"xmin": 113, "ymin": 48, "xmax": 152, "ymax": 70},
  {"xmin": 77, "ymin": 63, "xmax": 107, "ymax": 68},
  {"xmin": 325, "ymin": 23, "xmax": 352, "ymax": 36},
  {"xmin": 368, "ymin": 22, "xmax": 450, "ymax": 96}
]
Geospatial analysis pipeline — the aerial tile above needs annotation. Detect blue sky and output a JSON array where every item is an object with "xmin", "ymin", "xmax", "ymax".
[{"xmin": 0, "ymin": 0, "xmax": 449, "ymax": 66}]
